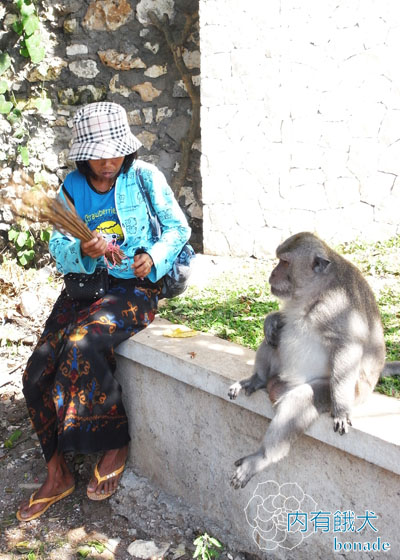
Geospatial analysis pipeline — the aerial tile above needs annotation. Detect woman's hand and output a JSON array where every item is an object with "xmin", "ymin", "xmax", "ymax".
[
  {"xmin": 81, "ymin": 233, "xmax": 108, "ymax": 259},
  {"xmin": 133, "ymin": 252, "xmax": 153, "ymax": 279}
]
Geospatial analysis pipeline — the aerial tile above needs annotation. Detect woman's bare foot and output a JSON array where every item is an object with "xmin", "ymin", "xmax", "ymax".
[
  {"xmin": 17, "ymin": 452, "xmax": 75, "ymax": 521},
  {"xmin": 87, "ymin": 445, "xmax": 128, "ymax": 499}
]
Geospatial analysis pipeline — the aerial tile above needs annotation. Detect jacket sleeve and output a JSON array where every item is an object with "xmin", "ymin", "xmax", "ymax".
[
  {"xmin": 48, "ymin": 188, "xmax": 98, "ymax": 275},
  {"xmin": 139, "ymin": 166, "xmax": 191, "ymax": 282}
]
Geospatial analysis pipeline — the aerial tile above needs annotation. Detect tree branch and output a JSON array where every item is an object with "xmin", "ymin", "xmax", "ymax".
[{"xmin": 148, "ymin": 10, "xmax": 200, "ymax": 200}]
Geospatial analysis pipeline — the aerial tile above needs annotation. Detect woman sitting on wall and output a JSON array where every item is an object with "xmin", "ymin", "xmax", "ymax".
[{"xmin": 17, "ymin": 101, "xmax": 191, "ymax": 521}]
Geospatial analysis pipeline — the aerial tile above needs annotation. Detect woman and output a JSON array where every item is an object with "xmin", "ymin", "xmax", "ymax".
[{"xmin": 17, "ymin": 102, "xmax": 191, "ymax": 521}]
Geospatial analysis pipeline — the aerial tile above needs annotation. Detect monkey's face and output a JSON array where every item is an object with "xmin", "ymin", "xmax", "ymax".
[
  {"xmin": 269, "ymin": 258, "xmax": 292, "ymax": 299},
  {"xmin": 269, "ymin": 247, "xmax": 331, "ymax": 301}
]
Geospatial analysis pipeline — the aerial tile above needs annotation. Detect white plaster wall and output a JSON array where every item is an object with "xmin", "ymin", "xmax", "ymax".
[{"xmin": 200, "ymin": 0, "xmax": 400, "ymax": 256}]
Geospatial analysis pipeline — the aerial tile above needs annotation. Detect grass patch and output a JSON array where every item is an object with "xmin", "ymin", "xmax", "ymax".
[
  {"xmin": 160, "ymin": 238, "xmax": 400, "ymax": 398},
  {"xmin": 162, "ymin": 285, "xmax": 278, "ymax": 350}
]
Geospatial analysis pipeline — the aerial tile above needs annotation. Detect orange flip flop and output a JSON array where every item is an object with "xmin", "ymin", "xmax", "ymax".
[
  {"xmin": 86, "ymin": 461, "xmax": 125, "ymax": 501},
  {"xmin": 16, "ymin": 484, "xmax": 75, "ymax": 522}
]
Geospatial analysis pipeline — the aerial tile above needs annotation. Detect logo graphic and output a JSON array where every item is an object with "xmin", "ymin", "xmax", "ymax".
[
  {"xmin": 97, "ymin": 220, "xmax": 123, "ymax": 243},
  {"xmin": 244, "ymin": 480, "xmax": 317, "ymax": 551}
]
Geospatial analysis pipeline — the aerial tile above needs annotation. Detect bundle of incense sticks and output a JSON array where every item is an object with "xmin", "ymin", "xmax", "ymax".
[{"xmin": 8, "ymin": 173, "xmax": 125, "ymax": 266}]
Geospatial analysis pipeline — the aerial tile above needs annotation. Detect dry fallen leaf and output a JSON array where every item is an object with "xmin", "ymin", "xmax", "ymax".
[{"xmin": 162, "ymin": 326, "xmax": 198, "ymax": 338}]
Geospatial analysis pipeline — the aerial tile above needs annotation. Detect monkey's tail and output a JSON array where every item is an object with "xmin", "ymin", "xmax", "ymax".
[{"xmin": 381, "ymin": 361, "xmax": 400, "ymax": 377}]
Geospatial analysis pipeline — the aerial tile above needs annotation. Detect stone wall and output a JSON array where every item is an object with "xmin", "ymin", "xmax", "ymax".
[
  {"xmin": 0, "ymin": 0, "xmax": 202, "ymax": 249},
  {"xmin": 200, "ymin": 0, "xmax": 400, "ymax": 257}
]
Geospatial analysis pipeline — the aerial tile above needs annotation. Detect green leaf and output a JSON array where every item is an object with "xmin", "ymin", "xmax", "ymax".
[
  {"xmin": 0, "ymin": 52, "xmax": 11, "ymax": 75},
  {"xmin": 18, "ymin": 249, "xmax": 35, "ymax": 266},
  {"xmin": 22, "ymin": 14, "xmax": 40, "ymax": 36},
  {"xmin": 18, "ymin": 145, "xmax": 29, "ymax": 166},
  {"xmin": 7, "ymin": 108, "xmax": 22, "ymax": 125},
  {"xmin": 25, "ymin": 33, "xmax": 45, "ymax": 62},
  {"xmin": 16, "ymin": 231, "xmax": 29, "ymax": 248},
  {"xmin": 40, "ymin": 229, "xmax": 51, "ymax": 243},
  {"xmin": 19, "ymin": 42, "xmax": 30, "ymax": 58},
  {"xmin": 0, "ymin": 94, "xmax": 13, "ymax": 114},
  {"xmin": 13, "ymin": 126, "xmax": 28, "ymax": 139},
  {"xmin": 90, "ymin": 541, "xmax": 106, "ymax": 553},
  {"xmin": 8, "ymin": 229, "xmax": 19, "ymax": 242},
  {"xmin": 17, "ymin": 0, "xmax": 36, "ymax": 18},
  {"xmin": 12, "ymin": 20, "xmax": 24, "ymax": 35},
  {"xmin": 209, "ymin": 538, "xmax": 222, "ymax": 548},
  {"xmin": 25, "ymin": 235, "xmax": 34, "ymax": 249},
  {"xmin": 193, "ymin": 545, "xmax": 202, "ymax": 559},
  {"xmin": 27, "ymin": 552, "xmax": 36, "ymax": 560},
  {"xmin": 33, "ymin": 96, "xmax": 51, "ymax": 114},
  {"xmin": 0, "ymin": 80, "xmax": 8, "ymax": 94},
  {"xmin": 4, "ymin": 429, "xmax": 22, "ymax": 448},
  {"xmin": 15, "ymin": 541, "xmax": 32, "ymax": 553},
  {"xmin": 77, "ymin": 548, "xmax": 90, "ymax": 558}
]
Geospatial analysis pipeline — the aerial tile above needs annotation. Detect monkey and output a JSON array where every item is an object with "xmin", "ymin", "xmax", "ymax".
[{"xmin": 228, "ymin": 232, "xmax": 398, "ymax": 489}]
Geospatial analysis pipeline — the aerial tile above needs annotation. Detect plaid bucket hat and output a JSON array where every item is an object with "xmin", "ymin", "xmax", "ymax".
[{"xmin": 68, "ymin": 102, "xmax": 142, "ymax": 161}]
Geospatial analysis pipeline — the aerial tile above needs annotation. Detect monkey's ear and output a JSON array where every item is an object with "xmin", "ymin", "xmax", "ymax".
[{"xmin": 313, "ymin": 256, "xmax": 331, "ymax": 273}]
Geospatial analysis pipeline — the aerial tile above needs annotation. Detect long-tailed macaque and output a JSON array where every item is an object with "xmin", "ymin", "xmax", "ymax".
[{"xmin": 229, "ymin": 232, "xmax": 397, "ymax": 489}]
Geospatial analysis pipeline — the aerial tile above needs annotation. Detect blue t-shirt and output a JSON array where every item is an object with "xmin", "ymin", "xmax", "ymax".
[{"xmin": 72, "ymin": 185, "xmax": 124, "ymax": 246}]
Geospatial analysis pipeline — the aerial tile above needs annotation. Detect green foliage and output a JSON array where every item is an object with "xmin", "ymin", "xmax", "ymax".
[
  {"xmin": 0, "ymin": 93, "xmax": 13, "ymax": 113},
  {"xmin": 160, "ymin": 260, "xmax": 276, "ymax": 350},
  {"xmin": 8, "ymin": 226, "xmax": 35, "ymax": 266},
  {"xmin": 0, "ymin": 0, "xmax": 50, "ymax": 165},
  {"xmin": 162, "ymin": 286, "xmax": 277, "ymax": 349},
  {"xmin": 18, "ymin": 144, "xmax": 30, "ymax": 165},
  {"xmin": 4, "ymin": 428, "xmax": 22, "ymax": 448},
  {"xmin": 375, "ymin": 375, "xmax": 400, "ymax": 398},
  {"xmin": 33, "ymin": 94, "xmax": 52, "ymax": 113},
  {"xmin": 0, "ymin": 79, "xmax": 9, "ymax": 94},
  {"xmin": 13, "ymin": 540, "xmax": 44, "ymax": 557},
  {"xmin": 193, "ymin": 533, "xmax": 223, "ymax": 560},
  {"xmin": 0, "ymin": 52, "xmax": 11, "ymax": 75},
  {"xmin": 40, "ymin": 227, "xmax": 51, "ymax": 243},
  {"xmin": 77, "ymin": 540, "xmax": 106, "ymax": 557},
  {"xmin": 12, "ymin": 0, "xmax": 45, "ymax": 63},
  {"xmin": 0, "ymin": 87, "xmax": 52, "ymax": 164}
]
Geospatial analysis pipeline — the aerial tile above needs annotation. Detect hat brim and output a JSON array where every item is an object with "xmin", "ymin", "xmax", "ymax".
[{"xmin": 68, "ymin": 133, "xmax": 142, "ymax": 161}]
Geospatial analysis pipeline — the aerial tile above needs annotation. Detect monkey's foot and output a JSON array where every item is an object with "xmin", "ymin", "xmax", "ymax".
[
  {"xmin": 230, "ymin": 456, "xmax": 257, "ymax": 489},
  {"xmin": 228, "ymin": 381, "xmax": 242, "ymax": 400},
  {"xmin": 333, "ymin": 415, "xmax": 352, "ymax": 435}
]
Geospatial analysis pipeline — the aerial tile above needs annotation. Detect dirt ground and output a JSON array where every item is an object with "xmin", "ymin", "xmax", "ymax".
[{"xmin": 0, "ymin": 379, "xmax": 225, "ymax": 560}]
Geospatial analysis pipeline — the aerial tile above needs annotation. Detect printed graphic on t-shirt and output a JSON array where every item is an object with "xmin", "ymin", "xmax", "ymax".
[
  {"xmin": 96, "ymin": 220, "xmax": 124, "ymax": 244},
  {"xmin": 82, "ymin": 190, "xmax": 125, "ymax": 245}
]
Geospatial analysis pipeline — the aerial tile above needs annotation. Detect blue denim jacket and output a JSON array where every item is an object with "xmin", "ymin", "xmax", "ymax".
[{"xmin": 49, "ymin": 160, "xmax": 191, "ymax": 282}]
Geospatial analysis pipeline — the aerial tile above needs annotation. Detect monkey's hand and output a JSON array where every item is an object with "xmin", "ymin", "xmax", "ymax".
[
  {"xmin": 228, "ymin": 374, "xmax": 266, "ymax": 400},
  {"xmin": 228, "ymin": 381, "xmax": 242, "ymax": 400},
  {"xmin": 333, "ymin": 414, "xmax": 352, "ymax": 435},
  {"xmin": 264, "ymin": 311, "xmax": 285, "ymax": 347}
]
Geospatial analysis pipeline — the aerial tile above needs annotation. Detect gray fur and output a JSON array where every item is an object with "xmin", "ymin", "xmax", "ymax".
[{"xmin": 228, "ymin": 232, "xmax": 386, "ymax": 489}]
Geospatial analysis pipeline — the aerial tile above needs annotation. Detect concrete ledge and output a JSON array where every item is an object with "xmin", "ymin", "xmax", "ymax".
[
  {"xmin": 117, "ymin": 317, "xmax": 400, "ymax": 475},
  {"xmin": 116, "ymin": 317, "xmax": 400, "ymax": 558}
]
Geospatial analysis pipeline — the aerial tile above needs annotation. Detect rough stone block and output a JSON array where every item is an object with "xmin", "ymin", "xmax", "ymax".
[
  {"xmin": 69, "ymin": 60, "xmax": 99, "ymax": 78},
  {"xmin": 83, "ymin": 0, "xmax": 133, "ymax": 31}
]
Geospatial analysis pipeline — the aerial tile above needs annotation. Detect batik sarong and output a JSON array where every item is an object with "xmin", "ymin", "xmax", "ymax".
[{"xmin": 22, "ymin": 276, "xmax": 160, "ymax": 462}]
